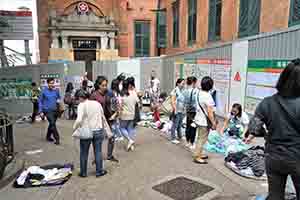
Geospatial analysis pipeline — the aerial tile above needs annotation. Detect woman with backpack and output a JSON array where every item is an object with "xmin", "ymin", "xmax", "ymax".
[{"xmin": 184, "ymin": 76, "xmax": 198, "ymax": 150}]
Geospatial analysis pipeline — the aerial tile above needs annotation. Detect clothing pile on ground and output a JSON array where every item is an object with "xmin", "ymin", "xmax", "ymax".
[
  {"xmin": 16, "ymin": 115, "xmax": 42, "ymax": 124},
  {"xmin": 204, "ymin": 131, "xmax": 250, "ymax": 156},
  {"xmin": 14, "ymin": 163, "xmax": 73, "ymax": 188},
  {"xmin": 138, "ymin": 111, "xmax": 186, "ymax": 134},
  {"xmin": 224, "ymin": 146, "xmax": 267, "ymax": 180}
]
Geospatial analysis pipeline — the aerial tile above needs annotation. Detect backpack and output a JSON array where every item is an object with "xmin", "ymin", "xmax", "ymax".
[
  {"xmin": 186, "ymin": 89, "xmax": 196, "ymax": 113},
  {"xmin": 64, "ymin": 92, "xmax": 73, "ymax": 105}
]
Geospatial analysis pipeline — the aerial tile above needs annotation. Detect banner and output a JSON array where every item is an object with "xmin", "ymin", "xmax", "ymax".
[
  {"xmin": 245, "ymin": 60, "xmax": 289, "ymax": 114},
  {"xmin": 0, "ymin": 78, "xmax": 32, "ymax": 99},
  {"xmin": 40, "ymin": 74, "xmax": 61, "ymax": 90}
]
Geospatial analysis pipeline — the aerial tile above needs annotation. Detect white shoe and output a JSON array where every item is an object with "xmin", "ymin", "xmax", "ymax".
[
  {"xmin": 127, "ymin": 140, "xmax": 135, "ymax": 151},
  {"xmin": 130, "ymin": 145, "xmax": 135, "ymax": 151},
  {"xmin": 116, "ymin": 137, "xmax": 124, "ymax": 142},
  {"xmin": 185, "ymin": 142, "xmax": 191, "ymax": 148},
  {"xmin": 190, "ymin": 144, "xmax": 196, "ymax": 151},
  {"xmin": 171, "ymin": 139, "xmax": 180, "ymax": 144}
]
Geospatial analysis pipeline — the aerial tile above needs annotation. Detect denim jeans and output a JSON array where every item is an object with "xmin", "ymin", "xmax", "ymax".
[
  {"xmin": 45, "ymin": 111, "xmax": 59, "ymax": 142},
  {"xmin": 171, "ymin": 112, "xmax": 184, "ymax": 140},
  {"xmin": 120, "ymin": 120, "xmax": 135, "ymax": 141},
  {"xmin": 266, "ymin": 155, "xmax": 300, "ymax": 200},
  {"xmin": 80, "ymin": 130, "xmax": 104, "ymax": 176},
  {"xmin": 111, "ymin": 121, "xmax": 122, "ymax": 138}
]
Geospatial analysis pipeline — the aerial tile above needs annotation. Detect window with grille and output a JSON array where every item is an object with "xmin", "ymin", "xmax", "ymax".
[
  {"xmin": 172, "ymin": 1, "xmax": 180, "ymax": 47},
  {"xmin": 134, "ymin": 21, "xmax": 150, "ymax": 57},
  {"xmin": 238, "ymin": 0, "xmax": 261, "ymax": 38},
  {"xmin": 157, "ymin": 11, "xmax": 167, "ymax": 48},
  {"xmin": 208, "ymin": 0, "xmax": 222, "ymax": 41},
  {"xmin": 188, "ymin": 0, "xmax": 197, "ymax": 44},
  {"xmin": 289, "ymin": 0, "xmax": 300, "ymax": 26}
]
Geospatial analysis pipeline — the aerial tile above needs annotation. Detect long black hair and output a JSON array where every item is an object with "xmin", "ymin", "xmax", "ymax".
[
  {"xmin": 276, "ymin": 58, "xmax": 300, "ymax": 98},
  {"xmin": 65, "ymin": 82, "xmax": 74, "ymax": 93},
  {"xmin": 111, "ymin": 79, "xmax": 120, "ymax": 94},
  {"xmin": 121, "ymin": 79, "xmax": 130, "ymax": 97},
  {"xmin": 127, "ymin": 77, "xmax": 135, "ymax": 88},
  {"xmin": 94, "ymin": 76, "xmax": 108, "ymax": 91},
  {"xmin": 232, "ymin": 103, "xmax": 242, "ymax": 118}
]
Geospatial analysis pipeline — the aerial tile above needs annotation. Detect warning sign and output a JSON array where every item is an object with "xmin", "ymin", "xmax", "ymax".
[{"xmin": 234, "ymin": 72, "xmax": 241, "ymax": 81}]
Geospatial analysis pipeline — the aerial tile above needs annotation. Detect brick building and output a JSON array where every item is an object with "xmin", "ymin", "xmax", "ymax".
[{"xmin": 37, "ymin": 0, "xmax": 299, "ymax": 67}]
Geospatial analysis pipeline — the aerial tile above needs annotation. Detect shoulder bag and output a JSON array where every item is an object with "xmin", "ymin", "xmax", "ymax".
[
  {"xmin": 72, "ymin": 103, "xmax": 94, "ymax": 139},
  {"xmin": 195, "ymin": 92, "xmax": 213, "ymax": 129}
]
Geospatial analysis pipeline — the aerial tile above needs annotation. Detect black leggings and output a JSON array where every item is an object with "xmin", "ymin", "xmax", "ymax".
[
  {"xmin": 266, "ymin": 155, "xmax": 300, "ymax": 200},
  {"xmin": 185, "ymin": 112, "xmax": 196, "ymax": 144}
]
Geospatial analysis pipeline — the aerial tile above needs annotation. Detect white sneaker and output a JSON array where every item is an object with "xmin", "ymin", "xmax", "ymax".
[
  {"xmin": 185, "ymin": 142, "xmax": 191, "ymax": 148},
  {"xmin": 171, "ymin": 139, "xmax": 180, "ymax": 144},
  {"xmin": 116, "ymin": 137, "xmax": 124, "ymax": 142},
  {"xmin": 130, "ymin": 145, "xmax": 135, "ymax": 151},
  {"xmin": 127, "ymin": 140, "xmax": 135, "ymax": 151},
  {"xmin": 190, "ymin": 144, "xmax": 196, "ymax": 151}
]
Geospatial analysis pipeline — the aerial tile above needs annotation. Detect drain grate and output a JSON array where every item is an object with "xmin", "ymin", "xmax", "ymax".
[{"xmin": 153, "ymin": 176, "xmax": 214, "ymax": 200}]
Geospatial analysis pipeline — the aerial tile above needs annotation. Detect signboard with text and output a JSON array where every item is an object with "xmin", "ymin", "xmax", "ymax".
[{"xmin": 0, "ymin": 10, "xmax": 33, "ymax": 40}]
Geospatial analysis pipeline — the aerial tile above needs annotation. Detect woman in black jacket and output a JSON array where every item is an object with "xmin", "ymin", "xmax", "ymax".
[{"xmin": 246, "ymin": 59, "xmax": 300, "ymax": 200}]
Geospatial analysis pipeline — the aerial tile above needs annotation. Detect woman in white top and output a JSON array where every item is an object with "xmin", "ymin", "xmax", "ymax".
[
  {"xmin": 119, "ymin": 77, "xmax": 139, "ymax": 151},
  {"xmin": 73, "ymin": 89, "xmax": 112, "ymax": 178},
  {"xmin": 221, "ymin": 103, "xmax": 249, "ymax": 138},
  {"xmin": 193, "ymin": 76, "xmax": 217, "ymax": 164}
]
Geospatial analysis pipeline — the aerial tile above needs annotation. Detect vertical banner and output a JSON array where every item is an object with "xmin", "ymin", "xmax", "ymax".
[
  {"xmin": 117, "ymin": 59, "xmax": 141, "ymax": 91},
  {"xmin": 244, "ymin": 60, "xmax": 289, "ymax": 114},
  {"xmin": 179, "ymin": 58, "xmax": 231, "ymax": 117},
  {"xmin": 230, "ymin": 41, "xmax": 249, "ymax": 109}
]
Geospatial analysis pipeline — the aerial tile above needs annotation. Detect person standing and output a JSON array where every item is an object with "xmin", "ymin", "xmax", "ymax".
[
  {"xmin": 170, "ymin": 78, "xmax": 186, "ymax": 144},
  {"xmin": 119, "ymin": 78, "xmax": 140, "ymax": 151},
  {"xmin": 245, "ymin": 59, "xmax": 300, "ymax": 200},
  {"xmin": 73, "ymin": 89, "xmax": 111, "ymax": 178},
  {"xmin": 110, "ymin": 79, "xmax": 123, "ymax": 141},
  {"xmin": 64, "ymin": 82, "xmax": 76, "ymax": 120},
  {"xmin": 90, "ymin": 76, "xmax": 118, "ymax": 163},
  {"xmin": 193, "ymin": 76, "xmax": 217, "ymax": 164},
  {"xmin": 31, "ymin": 82, "xmax": 41, "ymax": 123},
  {"xmin": 184, "ymin": 76, "xmax": 198, "ymax": 150},
  {"xmin": 39, "ymin": 78, "xmax": 61, "ymax": 145},
  {"xmin": 149, "ymin": 70, "xmax": 161, "ymax": 122}
]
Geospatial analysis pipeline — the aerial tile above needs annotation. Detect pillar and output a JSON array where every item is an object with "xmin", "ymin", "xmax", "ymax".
[
  {"xmin": 24, "ymin": 40, "xmax": 32, "ymax": 64},
  {"xmin": 62, "ymin": 36, "xmax": 69, "ymax": 49},
  {"xmin": 101, "ymin": 34, "xmax": 108, "ymax": 49}
]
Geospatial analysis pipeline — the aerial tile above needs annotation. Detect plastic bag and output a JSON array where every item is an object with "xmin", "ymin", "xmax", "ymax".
[{"xmin": 285, "ymin": 175, "xmax": 296, "ymax": 194}]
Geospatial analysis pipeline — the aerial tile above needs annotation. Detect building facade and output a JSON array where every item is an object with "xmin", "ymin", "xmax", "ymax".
[{"xmin": 37, "ymin": 0, "xmax": 299, "ymax": 66}]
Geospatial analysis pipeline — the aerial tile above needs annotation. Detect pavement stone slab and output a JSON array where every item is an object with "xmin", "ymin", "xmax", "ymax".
[{"xmin": 0, "ymin": 120, "xmax": 259, "ymax": 200}]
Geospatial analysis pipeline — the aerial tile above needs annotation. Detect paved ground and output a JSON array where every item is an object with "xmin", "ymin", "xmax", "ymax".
[{"xmin": 0, "ymin": 119, "xmax": 267, "ymax": 200}]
